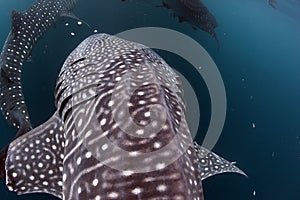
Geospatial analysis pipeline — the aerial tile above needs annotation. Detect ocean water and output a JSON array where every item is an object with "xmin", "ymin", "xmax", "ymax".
[{"xmin": 0, "ymin": 0, "xmax": 299, "ymax": 199}]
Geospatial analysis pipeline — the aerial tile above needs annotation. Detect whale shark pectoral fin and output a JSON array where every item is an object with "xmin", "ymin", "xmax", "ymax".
[
  {"xmin": 60, "ymin": 12, "xmax": 90, "ymax": 28},
  {"xmin": 5, "ymin": 112, "xmax": 64, "ymax": 199},
  {"xmin": 207, "ymin": 30, "xmax": 220, "ymax": 50},
  {"xmin": 193, "ymin": 142, "xmax": 247, "ymax": 180}
]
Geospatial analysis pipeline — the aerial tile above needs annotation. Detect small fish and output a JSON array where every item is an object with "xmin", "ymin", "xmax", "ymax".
[
  {"xmin": 0, "ymin": 0, "xmax": 86, "ymax": 179},
  {"xmin": 268, "ymin": 0, "xmax": 277, "ymax": 9},
  {"xmin": 4, "ymin": 34, "xmax": 245, "ymax": 199},
  {"xmin": 160, "ymin": 0, "xmax": 220, "ymax": 49}
]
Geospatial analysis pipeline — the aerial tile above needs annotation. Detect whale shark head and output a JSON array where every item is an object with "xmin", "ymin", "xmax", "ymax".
[{"xmin": 5, "ymin": 33, "xmax": 245, "ymax": 200}]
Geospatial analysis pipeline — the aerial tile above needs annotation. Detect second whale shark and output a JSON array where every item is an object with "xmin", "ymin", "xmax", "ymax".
[
  {"xmin": 0, "ymin": 0, "xmax": 87, "ymax": 179},
  {"xmin": 161, "ymin": 0, "xmax": 220, "ymax": 49}
]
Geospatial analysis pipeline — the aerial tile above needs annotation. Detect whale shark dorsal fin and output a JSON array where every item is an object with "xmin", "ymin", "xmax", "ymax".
[
  {"xmin": 11, "ymin": 10, "xmax": 23, "ymax": 33},
  {"xmin": 193, "ymin": 142, "xmax": 247, "ymax": 180},
  {"xmin": 5, "ymin": 112, "xmax": 64, "ymax": 199}
]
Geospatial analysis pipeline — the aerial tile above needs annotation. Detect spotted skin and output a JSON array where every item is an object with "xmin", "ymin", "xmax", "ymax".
[
  {"xmin": 6, "ymin": 34, "xmax": 245, "ymax": 199},
  {"xmin": 0, "ymin": 0, "xmax": 79, "ymax": 180},
  {"xmin": 57, "ymin": 34, "xmax": 204, "ymax": 200},
  {"xmin": 6, "ymin": 112, "xmax": 65, "ymax": 198},
  {"xmin": 0, "ymin": 0, "xmax": 77, "ymax": 132},
  {"xmin": 193, "ymin": 142, "xmax": 247, "ymax": 180}
]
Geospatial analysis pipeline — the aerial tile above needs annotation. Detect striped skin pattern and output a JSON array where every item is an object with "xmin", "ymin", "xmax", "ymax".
[
  {"xmin": 5, "ymin": 34, "xmax": 245, "ymax": 200},
  {"xmin": 161, "ymin": 0, "xmax": 219, "ymax": 49}
]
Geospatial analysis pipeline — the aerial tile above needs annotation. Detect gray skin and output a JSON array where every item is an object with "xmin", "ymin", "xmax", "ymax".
[
  {"xmin": 0, "ymin": 0, "xmax": 79, "ymax": 179},
  {"xmin": 5, "ymin": 34, "xmax": 245, "ymax": 200}
]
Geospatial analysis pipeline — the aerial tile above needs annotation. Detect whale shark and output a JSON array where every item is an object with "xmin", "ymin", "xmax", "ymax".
[
  {"xmin": 160, "ymin": 0, "xmax": 220, "ymax": 49},
  {"xmin": 0, "ymin": 0, "xmax": 87, "ymax": 179},
  {"xmin": 4, "ymin": 33, "xmax": 245, "ymax": 199},
  {"xmin": 121, "ymin": 0, "xmax": 219, "ymax": 49}
]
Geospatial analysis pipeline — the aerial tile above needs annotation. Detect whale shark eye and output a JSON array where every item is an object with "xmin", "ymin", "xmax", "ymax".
[{"xmin": 70, "ymin": 57, "xmax": 86, "ymax": 66}]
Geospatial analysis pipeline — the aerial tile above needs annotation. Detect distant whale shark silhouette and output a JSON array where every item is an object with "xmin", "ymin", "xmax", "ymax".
[
  {"xmin": 0, "ymin": 0, "xmax": 87, "ymax": 179},
  {"xmin": 5, "ymin": 33, "xmax": 246, "ymax": 200},
  {"xmin": 121, "ymin": 0, "xmax": 220, "ymax": 49},
  {"xmin": 160, "ymin": 0, "xmax": 220, "ymax": 49}
]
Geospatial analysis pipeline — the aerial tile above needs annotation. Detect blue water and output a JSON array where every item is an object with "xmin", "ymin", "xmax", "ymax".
[{"xmin": 0, "ymin": 0, "xmax": 300, "ymax": 199}]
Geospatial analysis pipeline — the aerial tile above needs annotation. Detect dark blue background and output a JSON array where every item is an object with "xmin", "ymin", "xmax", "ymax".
[{"xmin": 0, "ymin": 0, "xmax": 300, "ymax": 199}]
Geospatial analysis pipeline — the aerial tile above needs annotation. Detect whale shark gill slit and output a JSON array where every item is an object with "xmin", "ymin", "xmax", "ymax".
[{"xmin": 70, "ymin": 57, "xmax": 86, "ymax": 66}]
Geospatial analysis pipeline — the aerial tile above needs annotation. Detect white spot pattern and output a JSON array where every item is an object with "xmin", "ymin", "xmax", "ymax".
[
  {"xmin": 6, "ymin": 113, "xmax": 65, "ymax": 198},
  {"xmin": 6, "ymin": 33, "xmax": 245, "ymax": 200},
  {"xmin": 55, "ymin": 34, "xmax": 204, "ymax": 200}
]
